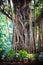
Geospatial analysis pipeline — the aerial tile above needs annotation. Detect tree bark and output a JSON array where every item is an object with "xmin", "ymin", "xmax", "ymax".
[{"xmin": 28, "ymin": 2, "xmax": 34, "ymax": 53}]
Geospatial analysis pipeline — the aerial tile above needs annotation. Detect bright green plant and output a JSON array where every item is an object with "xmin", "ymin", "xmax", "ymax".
[
  {"xmin": 18, "ymin": 50, "xmax": 28, "ymax": 61},
  {"xmin": 7, "ymin": 49, "xmax": 15, "ymax": 57},
  {"xmin": 27, "ymin": 54, "xmax": 39, "ymax": 61}
]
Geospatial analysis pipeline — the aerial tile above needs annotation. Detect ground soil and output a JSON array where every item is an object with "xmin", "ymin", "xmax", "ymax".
[{"xmin": 0, "ymin": 61, "xmax": 43, "ymax": 65}]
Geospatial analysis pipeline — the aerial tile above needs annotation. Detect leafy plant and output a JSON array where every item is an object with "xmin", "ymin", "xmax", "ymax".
[
  {"xmin": 0, "ymin": 48, "xmax": 4, "ymax": 61},
  {"xmin": 7, "ymin": 49, "xmax": 15, "ymax": 57},
  {"xmin": 18, "ymin": 50, "xmax": 28, "ymax": 61},
  {"xmin": 4, "ymin": 49, "xmax": 15, "ymax": 62},
  {"xmin": 14, "ymin": 52, "xmax": 20, "ymax": 62},
  {"xmin": 28, "ymin": 54, "xmax": 39, "ymax": 61}
]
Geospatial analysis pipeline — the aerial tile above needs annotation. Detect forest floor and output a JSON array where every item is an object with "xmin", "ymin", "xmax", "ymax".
[{"xmin": 0, "ymin": 61, "xmax": 43, "ymax": 65}]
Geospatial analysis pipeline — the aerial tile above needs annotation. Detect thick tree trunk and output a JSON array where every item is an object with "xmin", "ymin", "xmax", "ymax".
[{"xmin": 8, "ymin": 0, "xmax": 34, "ymax": 53}]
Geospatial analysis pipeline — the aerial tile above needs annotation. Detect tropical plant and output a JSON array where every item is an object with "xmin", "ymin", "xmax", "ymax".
[
  {"xmin": 5, "ymin": 49, "xmax": 15, "ymax": 61},
  {"xmin": 18, "ymin": 50, "xmax": 29, "ymax": 61}
]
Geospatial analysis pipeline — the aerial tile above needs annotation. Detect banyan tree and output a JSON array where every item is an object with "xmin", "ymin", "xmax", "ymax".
[
  {"xmin": 0, "ymin": 0, "xmax": 43, "ymax": 53},
  {"xmin": 10, "ymin": 0, "xmax": 34, "ymax": 53}
]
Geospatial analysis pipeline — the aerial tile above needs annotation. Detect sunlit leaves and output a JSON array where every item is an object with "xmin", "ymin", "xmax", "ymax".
[
  {"xmin": 0, "ymin": 13, "xmax": 13, "ymax": 50},
  {"xmin": 37, "ymin": 0, "xmax": 43, "ymax": 3},
  {"xmin": 36, "ymin": 10, "xmax": 41, "ymax": 17},
  {"xmin": 0, "ymin": 14, "xmax": 6, "ymax": 22},
  {"xmin": 32, "ymin": 0, "xmax": 43, "ymax": 21},
  {"xmin": 7, "ymin": 49, "xmax": 15, "ymax": 57}
]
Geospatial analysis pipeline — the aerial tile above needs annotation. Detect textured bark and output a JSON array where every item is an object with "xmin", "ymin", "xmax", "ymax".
[
  {"xmin": 38, "ymin": 25, "xmax": 41, "ymax": 52},
  {"xmin": 33, "ymin": 0, "xmax": 36, "ymax": 53},
  {"xmin": 0, "ymin": 0, "xmax": 34, "ymax": 53},
  {"xmin": 11, "ymin": 0, "xmax": 34, "ymax": 52},
  {"xmin": 28, "ymin": 2, "xmax": 34, "ymax": 53}
]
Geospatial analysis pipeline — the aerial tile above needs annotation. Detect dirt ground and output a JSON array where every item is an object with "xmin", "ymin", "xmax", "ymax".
[{"xmin": 0, "ymin": 61, "xmax": 43, "ymax": 65}]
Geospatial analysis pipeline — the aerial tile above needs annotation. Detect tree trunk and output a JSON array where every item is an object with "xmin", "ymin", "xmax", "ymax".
[
  {"xmin": 38, "ymin": 25, "xmax": 41, "ymax": 52},
  {"xmin": 28, "ymin": 2, "xmax": 34, "ymax": 53},
  {"xmin": 9, "ymin": 0, "xmax": 34, "ymax": 53}
]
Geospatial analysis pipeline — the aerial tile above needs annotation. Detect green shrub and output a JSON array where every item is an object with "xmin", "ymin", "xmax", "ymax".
[
  {"xmin": 18, "ymin": 50, "xmax": 28, "ymax": 61},
  {"xmin": 7, "ymin": 49, "xmax": 15, "ymax": 57},
  {"xmin": 27, "ymin": 54, "xmax": 39, "ymax": 60},
  {"xmin": 4, "ymin": 49, "xmax": 15, "ymax": 61}
]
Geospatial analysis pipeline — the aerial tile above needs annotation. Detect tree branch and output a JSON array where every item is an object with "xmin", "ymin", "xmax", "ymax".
[{"xmin": 0, "ymin": 8, "xmax": 12, "ymax": 20}]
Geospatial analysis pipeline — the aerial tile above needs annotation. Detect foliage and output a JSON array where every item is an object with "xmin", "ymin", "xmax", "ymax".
[
  {"xmin": 4, "ymin": 49, "xmax": 15, "ymax": 62},
  {"xmin": 18, "ymin": 50, "xmax": 28, "ymax": 61},
  {"xmin": 32, "ymin": 0, "xmax": 43, "ymax": 21},
  {"xmin": 0, "ymin": 13, "xmax": 13, "ymax": 61},
  {"xmin": 14, "ymin": 52, "xmax": 20, "ymax": 61},
  {"xmin": 0, "ymin": 13, "xmax": 12, "ymax": 49},
  {"xmin": 0, "ymin": 48, "xmax": 4, "ymax": 61},
  {"xmin": 7, "ymin": 49, "xmax": 15, "ymax": 58},
  {"xmin": 36, "ymin": 0, "xmax": 43, "ymax": 4},
  {"xmin": 0, "ymin": 48, "xmax": 39, "ymax": 62},
  {"xmin": 27, "ymin": 54, "xmax": 39, "ymax": 60}
]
